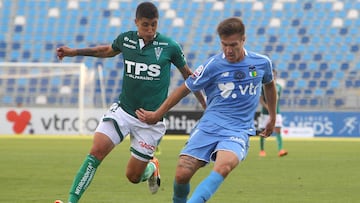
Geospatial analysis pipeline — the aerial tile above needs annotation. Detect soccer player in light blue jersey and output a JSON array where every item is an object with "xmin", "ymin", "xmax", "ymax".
[{"xmin": 136, "ymin": 17, "xmax": 277, "ymax": 203}]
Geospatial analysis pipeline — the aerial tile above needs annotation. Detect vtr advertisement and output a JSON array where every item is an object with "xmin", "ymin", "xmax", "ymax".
[{"xmin": 1, "ymin": 108, "xmax": 359, "ymax": 137}]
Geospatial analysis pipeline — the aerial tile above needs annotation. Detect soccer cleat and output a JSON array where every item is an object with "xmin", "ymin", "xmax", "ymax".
[
  {"xmin": 259, "ymin": 150, "xmax": 266, "ymax": 157},
  {"xmin": 278, "ymin": 149, "xmax": 288, "ymax": 157},
  {"xmin": 54, "ymin": 200, "xmax": 64, "ymax": 203},
  {"xmin": 148, "ymin": 157, "xmax": 161, "ymax": 194}
]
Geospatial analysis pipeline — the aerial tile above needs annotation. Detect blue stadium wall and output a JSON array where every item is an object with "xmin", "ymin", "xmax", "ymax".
[{"xmin": 164, "ymin": 111, "xmax": 360, "ymax": 138}]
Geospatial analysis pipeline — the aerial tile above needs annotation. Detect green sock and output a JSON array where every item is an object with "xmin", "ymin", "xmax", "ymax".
[
  {"xmin": 68, "ymin": 154, "xmax": 101, "ymax": 203},
  {"xmin": 140, "ymin": 161, "xmax": 156, "ymax": 182},
  {"xmin": 275, "ymin": 132, "xmax": 283, "ymax": 150},
  {"xmin": 260, "ymin": 136, "xmax": 265, "ymax": 151}
]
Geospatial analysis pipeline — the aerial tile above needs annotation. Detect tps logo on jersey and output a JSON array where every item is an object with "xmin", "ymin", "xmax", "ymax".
[
  {"xmin": 248, "ymin": 66, "xmax": 257, "ymax": 77},
  {"xmin": 124, "ymin": 60, "xmax": 161, "ymax": 80},
  {"xmin": 154, "ymin": 47, "xmax": 163, "ymax": 60}
]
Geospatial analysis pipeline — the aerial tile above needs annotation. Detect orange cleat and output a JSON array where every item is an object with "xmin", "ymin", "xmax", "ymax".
[
  {"xmin": 148, "ymin": 157, "xmax": 161, "ymax": 194},
  {"xmin": 278, "ymin": 149, "xmax": 288, "ymax": 157}
]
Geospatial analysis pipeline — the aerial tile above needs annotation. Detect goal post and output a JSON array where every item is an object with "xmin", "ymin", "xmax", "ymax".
[{"xmin": 0, "ymin": 62, "xmax": 95, "ymax": 135}]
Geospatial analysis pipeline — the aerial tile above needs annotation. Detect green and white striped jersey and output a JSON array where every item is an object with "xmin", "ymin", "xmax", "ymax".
[{"xmin": 111, "ymin": 31, "xmax": 186, "ymax": 117}]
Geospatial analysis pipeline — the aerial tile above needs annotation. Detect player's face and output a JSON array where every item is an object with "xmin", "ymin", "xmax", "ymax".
[
  {"xmin": 220, "ymin": 33, "xmax": 245, "ymax": 63},
  {"xmin": 135, "ymin": 17, "xmax": 158, "ymax": 43}
]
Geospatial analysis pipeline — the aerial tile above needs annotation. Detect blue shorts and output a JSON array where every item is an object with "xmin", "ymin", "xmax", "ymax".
[{"xmin": 180, "ymin": 127, "xmax": 250, "ymax": 163}]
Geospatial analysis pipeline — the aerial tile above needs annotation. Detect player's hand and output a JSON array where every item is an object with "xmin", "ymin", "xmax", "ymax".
[
  {"xmin": 259, "ymin": 118, "xmax": 275, "ymax": 138},
  {"xmin": 135, "ymin": 108, "xmax": 161, "ymax": 125},
  {"xmin": 56, "ymin": 46, "xmax": 76, "ymax": 61}
]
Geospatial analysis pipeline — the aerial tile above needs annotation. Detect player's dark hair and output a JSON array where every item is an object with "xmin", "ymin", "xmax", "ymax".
[
  {"xmin": 217, "ymin": 17, "xmax": 245, "ymax": 37},
  {"xmin": 136, "ymin": 2, "xmax": 159, "ymax": 19}
]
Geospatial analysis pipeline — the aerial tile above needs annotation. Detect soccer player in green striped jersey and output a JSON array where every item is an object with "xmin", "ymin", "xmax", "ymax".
[
  {"xmin": 56, "ymin": 2, "xmax": 205, "ymax": 203},
  {"xmin": 258, "ymin": 69, "xmax": 288, "ymax": 157}
]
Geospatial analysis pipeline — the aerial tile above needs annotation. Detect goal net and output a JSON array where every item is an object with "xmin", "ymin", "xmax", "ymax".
[{"xmin": 0, "ymin": 62, "xmax": 95, "ymax": 135}]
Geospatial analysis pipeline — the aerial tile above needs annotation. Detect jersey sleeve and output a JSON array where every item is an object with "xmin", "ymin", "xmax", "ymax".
[
  {"xmin": 185, "ymin": 57, "xmax": 215, "ymax": 92},
  {"xmin": 262, "ymin": 58, "xmax": 274, "ymax": 84},
  {"xmin": 111, "ymin": 33, "xmax": 124, "ymax": 52},
  {"xmin": 170, "ymin": 41, "xmax": 187, "ymax": 68}
]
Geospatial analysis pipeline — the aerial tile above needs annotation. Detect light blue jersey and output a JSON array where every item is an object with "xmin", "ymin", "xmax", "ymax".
[{"xmin": 186, "ymin": 49, "xmax": 273, "ymax": 136}]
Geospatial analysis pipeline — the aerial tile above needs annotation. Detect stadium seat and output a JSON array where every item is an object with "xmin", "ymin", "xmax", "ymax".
[
  {"xmin": 288, "ymin": 63, "xmax": 296, "ymax": 71},
  {"xmin": 278, "ymin": 98, "xmax": 287, "ymax": 106},
  {"xmin": 279, "ymin": 71, "xmax": 289, "ymax": 79},
  {"xmin": 324, "ymin": 71, "xmax": 333, "ymax": 79},
  {"xmin": 298, "ymin": 62, "xmax": 307, "ymax": 70},
  {"xmin": 314, "ymin": 89, "xmax": 324, "ymax": 96},
  {"xmin": 355, "ymin": 80, "xmax": 360, "ymax": 87},
  {"xmin": 313, "ymin": 71, "xmax": 322, "ymax": 79},
  {"xmin": 313, "ymin": 53, "xmax": 322, "ymax": 61},
  {"xmin": 335, "ymin": 72, "xmax": 345, "ymax": 80},
  {"xmin": 319, "ymin": 63, "xmax": 328, "ymax": 71},
  {"xmin": 282, "ymin": 89, "xmax": 291, "ymax": 96},
  {"xmin": 308, "ymin": 80, "xmax": 317, "ymax": 88},
  {"xmin": 309, "ymin": 98, "xmax": 319, "ymax": 106},
  {"xmin": 293, "ymin": 89, "xmax": 302, "ymax": 95},
  {"xmin": 329, "ymin": 80, "xmax": 340, "ymax": 88},
  {"xmin": 345, "ymin": 80, "xmax": 353, "ymax": 87},
  {"xmin": 286, "ymin": 80, "xmax": 295, "ymax": 88},
  {"xmin": 0, "ymin": 41, "xmax": 6, "ymax": 49},
  {"xmin": 298, "ymin": 98, "xmax": 308, "ymax": 106},
  {"xmin": 304, "ymin": 89, "xmax": 312, "ymax": 95},
  {"xmin": 325, "ymin": 89, "xmax": 335, "ymax": 96},
  {"xmin": 351, "ymin": 44, "xmax": 359, "ymax": 52},
  {"xmin": 319, "ymin": 80, "xmax": 328, "ymax": 88},
  {"xmin": 334, "ymin": 99, "xmax": 344, "ymax": 107},
  {"xmin": 302, "ymin": 71, "xmax": 311, "ymax": 79}
]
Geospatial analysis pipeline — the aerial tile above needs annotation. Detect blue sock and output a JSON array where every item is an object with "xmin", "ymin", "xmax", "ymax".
[
  {"xmin": 187, "ymin": 171, "xmax": 224, "ymax": 203},
  {"xmin": 173, "ymin": 181, "xmax": 190, "ymax": 203}
]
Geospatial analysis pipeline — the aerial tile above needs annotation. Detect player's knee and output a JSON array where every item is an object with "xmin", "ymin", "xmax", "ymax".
[
  {"xmin": 174, "ymin": 174, "xmax": 189, "ymax": 184},
  {"xmin": 214, "ymin": 164, "xmax": 234, "ymax": 178},
  {"xmin": 174, "ymin": 169, "xmax": 192, "ymax": 184},
  {"xmin": 221, "ymin": 167, "xmax": 232, "ymax": 177},
  {"xmin": 126, "ymin": 172, "xmax": 141, "ymax": 184}
]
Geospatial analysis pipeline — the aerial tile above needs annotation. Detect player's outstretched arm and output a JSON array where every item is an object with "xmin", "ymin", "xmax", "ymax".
[
  {"xmin": 56, "ymin": 45, "xmax": 120, "ymax": 61},
  {"xmin": 136, "ymin": 83, "xmax": 191, "ymax": 124}
]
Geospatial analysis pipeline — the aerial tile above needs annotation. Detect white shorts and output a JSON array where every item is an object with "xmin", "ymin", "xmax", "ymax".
[
  {"xmin": 95, "ymin": 102, "xmax": 166, "ymax": 161},
  {"xmin": 258, "ymin": 114, "xmax": 283, "ymax": 129}
]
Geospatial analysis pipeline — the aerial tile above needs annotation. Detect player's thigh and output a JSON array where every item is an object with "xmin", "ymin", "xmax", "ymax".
[
  {"xmin": 130, "ymin": 120, "xmax": 166, "ymax": 162},
  {"xmin": 213, "ymin": 150, "xmax": 239, "ymax": 177},
  {"xmin": 89, "ymin": 132, "xmax": 116, "ymax": 160},
  {"xmin": 175, "ymin": 155, "xmax": 205, "ymax": 183},
  {"xmin": 96, "ymin": 103, "xmax": 132, "ymax": 145},
  {"xmin": 126, "ymin": 156, "xmax": 149, "ymax": 182}
]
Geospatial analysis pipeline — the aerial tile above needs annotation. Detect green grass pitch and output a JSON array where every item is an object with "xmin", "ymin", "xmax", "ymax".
[{"xmin": 0, "ymin": 135, "xmax": 359, "ymax": 203}]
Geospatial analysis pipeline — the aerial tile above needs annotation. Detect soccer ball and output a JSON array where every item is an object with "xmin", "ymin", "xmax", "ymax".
[{"xmin": 54, "ymin": 200, "xmax": 64, "ymax": 203}]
